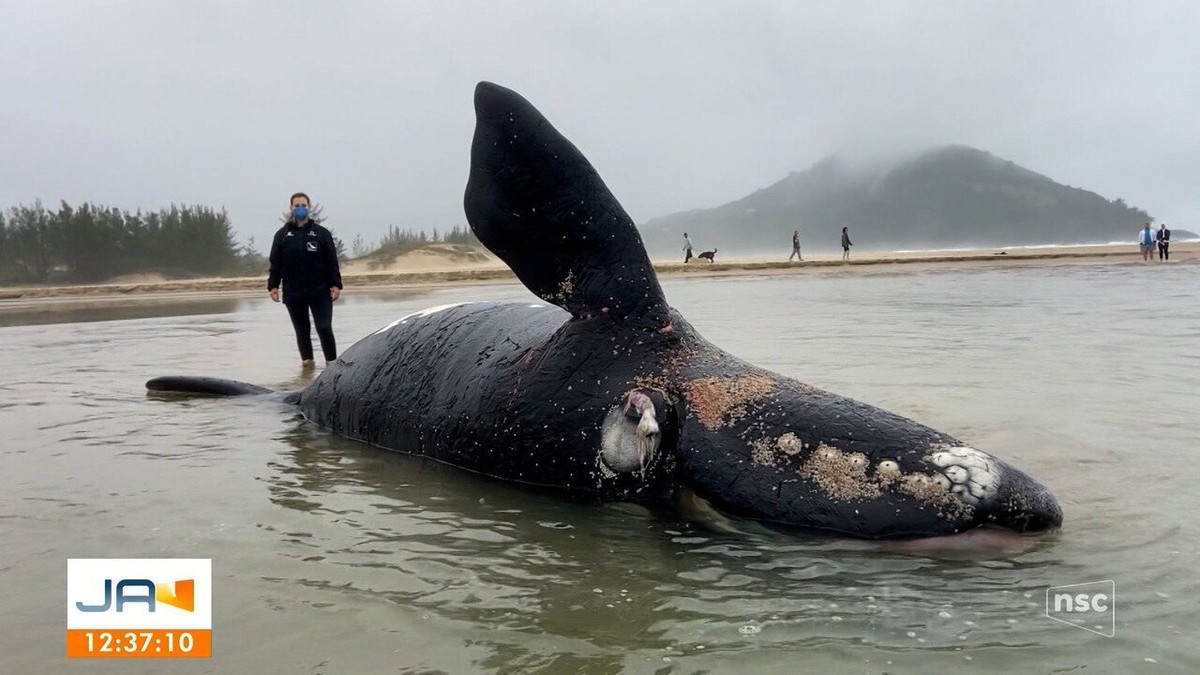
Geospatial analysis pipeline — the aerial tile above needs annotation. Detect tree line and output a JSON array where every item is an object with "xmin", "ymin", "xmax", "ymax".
[
  {"xmin": 351, "ymin": 223, "xmax": 480, "ymax": 257},
  {"xmin": 0, "ymin": 199, "xmax": 485, "ymax": 286},
  {"xmin": 0, "ymin": 200, "xmax": 266, "ymax": 285}
]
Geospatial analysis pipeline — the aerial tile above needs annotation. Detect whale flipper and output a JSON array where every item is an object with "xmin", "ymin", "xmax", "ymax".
[
  {"xmin": 146, "ymin": 376, "xmax": 273, "ymax": 396},
  {"xmin": 464, "ymin": 81, "xmax": 669, "ymax": 327}
]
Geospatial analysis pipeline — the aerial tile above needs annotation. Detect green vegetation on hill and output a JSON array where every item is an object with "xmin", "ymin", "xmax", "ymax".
[
  {"xmin": 352, "ymin": 224, "xmax": 487, "ymax": 269},
  {"xmin": 0, "ymin": 200, "xmax": 489, "ymax": 286},
  {"xmin": 0, "ymin": 200, "xmax": 266, "ymax": 285},
  {"xmin": 639, "ymin": 146, "xmax": 1183, "ymax": 254}
]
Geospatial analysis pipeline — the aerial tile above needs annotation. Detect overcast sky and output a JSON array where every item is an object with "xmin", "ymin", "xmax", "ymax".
[{"xmin": 2, "ymin": 1, "xmax": 1197, "ymax": 248}]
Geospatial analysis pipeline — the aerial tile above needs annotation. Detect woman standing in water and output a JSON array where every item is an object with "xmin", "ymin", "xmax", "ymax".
[
  {"xmin": 841, "ymin": 226, "xmax": 853, "ymax": 261},
  {"xmin": 267, "ymin": 192, "xmax": 343, "ymax": 367}
]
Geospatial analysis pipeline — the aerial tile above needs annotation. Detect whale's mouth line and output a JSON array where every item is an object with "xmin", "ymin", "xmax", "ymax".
[{"xmin": 675, "ymin": 481, "xmax": 1064, "ymax": 542}]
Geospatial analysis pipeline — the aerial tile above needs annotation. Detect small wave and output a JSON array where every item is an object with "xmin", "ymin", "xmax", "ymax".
[{"xmin": 892, "ymin": 241, "xmax": 1164, "ymax": 254}]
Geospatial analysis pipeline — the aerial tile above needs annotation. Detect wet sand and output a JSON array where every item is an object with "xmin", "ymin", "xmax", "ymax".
[{"xmin": 0, "ymin": 242, "xmax": 1194, "ymax": 313}]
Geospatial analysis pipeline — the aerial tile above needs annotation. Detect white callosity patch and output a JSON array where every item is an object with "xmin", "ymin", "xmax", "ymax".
[
  {"xmin": 747, "ymin": 435, "xmax": 979, "ymax": 520},
  {"xmin": 927, "ymin": 446, "xmax": 1001, "ymax": 505},
  {"xmin": 877, "ymin": 460, "xmax": 901, "ymax": 477},
  {"xmin": 371, "ymin": 302, "xmax": 476, "ymax": 335}
]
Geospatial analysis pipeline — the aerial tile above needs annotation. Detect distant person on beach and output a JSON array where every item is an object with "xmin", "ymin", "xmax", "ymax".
[
  {"xmin": 789, "ymin": 230, "xmax": 803, "ymax": 261},
  {"xmin": 1157, "ymin": 223, "xmax": 1171, "ymax": 261},
  {"xmin": 268, "ymin": 191, "xmax": 343, "ymax": 368},
  {"xmin": 1139, "ymin": 223, "xmax": 1155, "ymax": 262},
  {"xmin": 841, "ymin": 226, "xmax": 853, "ymax": 261},
  {"xmin": 683, "ymin": 232, "xmax": 694, "ymax": 263}
]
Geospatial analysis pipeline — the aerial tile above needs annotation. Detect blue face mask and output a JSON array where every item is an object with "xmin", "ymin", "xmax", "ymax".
[{"xmin": 293, "ymin": 206, "xmax": 309, "ymax": 220}]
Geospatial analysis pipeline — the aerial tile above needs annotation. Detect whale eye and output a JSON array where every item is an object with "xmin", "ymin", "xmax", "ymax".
[{"xmin": 600, "ymin": 390, "xmax": 663, "ymax": 476}]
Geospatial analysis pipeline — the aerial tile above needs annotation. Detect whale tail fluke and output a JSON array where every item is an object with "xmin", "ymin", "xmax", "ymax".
[{"xmin": 146, "ymin": 376, "xmax": 273, "ymax": 397}]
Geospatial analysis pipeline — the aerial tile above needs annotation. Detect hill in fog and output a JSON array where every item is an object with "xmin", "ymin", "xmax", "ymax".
[{"xmin": 638, "ymin": 146, "xmax": 1188, "ymax": 256}]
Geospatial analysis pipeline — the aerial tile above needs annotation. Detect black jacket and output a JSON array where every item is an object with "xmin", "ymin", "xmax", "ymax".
[{"xmin": 267, "ymin": 220, "xmax": 343, "ymax": 302}]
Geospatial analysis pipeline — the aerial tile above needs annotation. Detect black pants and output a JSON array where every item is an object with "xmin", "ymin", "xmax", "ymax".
[
  {"xmin": 285, "ymin": 295, "xmax": 337, "ymax": 362},
  {"xmin": 1159, "ymin": 242, "xmax": 1169, "ymax": 260}
]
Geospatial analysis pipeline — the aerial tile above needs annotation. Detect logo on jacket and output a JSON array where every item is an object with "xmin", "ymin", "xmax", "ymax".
[
  {"xmin": 285, "ymin": 231, "xmax": 294, "ymax": 237},
  {"xmin": 306, "ymin": 241, "xmax": 318, "ymax": 252}
]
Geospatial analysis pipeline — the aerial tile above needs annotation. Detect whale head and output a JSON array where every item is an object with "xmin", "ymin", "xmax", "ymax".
[{"xmin": 671, "ymin": 354, "xmax": 1062, "ymax": 538}]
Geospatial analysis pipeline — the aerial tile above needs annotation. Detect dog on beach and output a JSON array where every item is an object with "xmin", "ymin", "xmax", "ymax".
[{"xmin": 697, "ymin": 249, "xmax": 717, "ymax": 263}]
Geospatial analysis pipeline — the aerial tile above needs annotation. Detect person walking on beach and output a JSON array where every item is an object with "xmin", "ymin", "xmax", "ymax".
[
  {"xmin": 268, "ymin": 191, "xmax": 343, "ymax": 368},
  {"xmin": 1139, "ymin": 223, "xmax": 1155, "ymax": 262},
  {"xmin": 841, "ymin": 226, "xmax": 853, "ymax": 261},
  {"xmin": 683, "ymin": 232, "xmax": 694, "ymax": 263},
  {"xmin": 789, "ymin": 230, "xmax": 803, "ymax": 261},
  {"xmin": 1157, "ymin": 223, "xmax": 1171, "ymax": 261}
]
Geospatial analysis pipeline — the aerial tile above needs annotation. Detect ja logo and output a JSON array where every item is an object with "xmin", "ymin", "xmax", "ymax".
[
  {"xmin": 1045, "ymin": 580, "xmax": 1115, "ymax": 637},
  {"xmin": 75, "ymin": 578, "xmax": 195, "ymax": 613}
]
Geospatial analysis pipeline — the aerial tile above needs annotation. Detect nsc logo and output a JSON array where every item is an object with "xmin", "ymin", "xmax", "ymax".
[
  {"xmin": 67, "ymin": 559, "xmax": 211, "ymax": 658},
  {"xmin": 1045, "ymin": 580, "xmax": 1115, "ymax": 637}
]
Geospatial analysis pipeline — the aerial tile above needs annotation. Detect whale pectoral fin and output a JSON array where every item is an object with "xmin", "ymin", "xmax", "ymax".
[
  {"xmin": 464, "ymin": 82, "xmax": 669, "ymax": 326},
  {"xmin": 146, "ymin": 376, "xmax": 273, "ymax": 397}
]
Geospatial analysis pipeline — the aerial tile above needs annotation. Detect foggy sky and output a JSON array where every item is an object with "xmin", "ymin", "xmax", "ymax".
[{"xmin": 2, "ymin": 1, "xmax": 1197, "ymax": 249}]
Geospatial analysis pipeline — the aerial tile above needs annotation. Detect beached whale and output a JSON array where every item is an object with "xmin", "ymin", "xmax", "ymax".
[{"xmin": 147, "ymin": 82, "xmax": 1062, "ymax": 539}]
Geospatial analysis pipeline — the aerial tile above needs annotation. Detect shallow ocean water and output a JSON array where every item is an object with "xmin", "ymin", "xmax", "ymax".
[{"xmin": 2, "ymin": 261, "xmax": 1197, "ymax": 673}]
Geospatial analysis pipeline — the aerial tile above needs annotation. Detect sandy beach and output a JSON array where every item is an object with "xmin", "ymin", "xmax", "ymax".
[{"xmin": 0, "ymin": 241, "xmax": 1194, "ymax": 313}]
